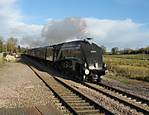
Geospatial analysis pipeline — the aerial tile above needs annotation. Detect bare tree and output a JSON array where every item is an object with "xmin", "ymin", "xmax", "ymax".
[{"xmin": 6, "ymin": 37, "xmax": 17, "ymax": 53}]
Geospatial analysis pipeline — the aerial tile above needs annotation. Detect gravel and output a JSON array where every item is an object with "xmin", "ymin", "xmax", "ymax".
[{"xmin": 0, "ymin": 62, "xmax": 53, "ymax": 108}]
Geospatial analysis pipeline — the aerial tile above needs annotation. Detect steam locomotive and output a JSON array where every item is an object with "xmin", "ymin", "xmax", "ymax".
[{"xmin": 26, "ymin": 39, "xmax": 107, "ymax": 82}]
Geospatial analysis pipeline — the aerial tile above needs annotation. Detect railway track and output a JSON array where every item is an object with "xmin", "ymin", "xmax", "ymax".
[
  {"xmin": 82, "ymin": 82, "xmax": 149, "ymax": 115},
  {"xmin": 29, "ymin": 66, "xmax": 114, "ymax": 115},
  {"xmin": 97, "ymin": 82, "xmax": 149, "ymax": 106},
  {"xmin": 25, "ymin": 56, "xmax": 149, "ymax": 115}
]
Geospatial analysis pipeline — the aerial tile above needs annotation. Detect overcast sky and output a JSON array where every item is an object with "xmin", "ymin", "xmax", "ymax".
[{"xmin": 0, "ymin": 0, "xmax": 149, "ymax": 50}]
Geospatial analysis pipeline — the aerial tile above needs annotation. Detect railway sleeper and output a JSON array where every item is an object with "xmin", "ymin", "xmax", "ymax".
[
  {"xmin": 57, "ymin": 91, "xmax": 74, "ymax": 94},
  {"xmin": 62, "ymin": 95, "xmax": 79, "ymax": 98},
  {"xmin": 56, "ymin": 91, "xmax": 72, "ymax": 93},
  {"xmin": 72, "ymin": 105, "xmax": 95, "ymax": 110},
  {"xmin": 62, "ymin": 97, "xmax": 82, "ymax": 101},
  {"xmin": 53, "ymin": 87, "xmax": 70, "ymax": 90},
  {"xmin": 65, "ymin": 100, "xmax": 86, "ymax": 103},
  {"xmin": 58, "ymin": 93, "xmax": 75, "ymax": 96},
  {"xmin": 64, "ymin": 98, "xmax": 84, "ymax": 102},
  {"xmin": 69, "ymin": 102, "xmax": 90, "ymax": 106},
  {"xmin": 56, "ymin": 90, "xmax": 73, "ymax": 93},
  {"xmin": 60, "ymin": 94, "xmax": 77, "ymax": 96},
  {"xmin": 55, "ymin": 90, "xmax": 72, "ymax": 93},
  {"xmin": 76, "ymin": 109, "xmax": 100, "ymax": 114}
]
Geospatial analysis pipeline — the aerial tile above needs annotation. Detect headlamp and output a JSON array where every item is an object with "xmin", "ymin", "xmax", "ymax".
[{"xmin": 85, "ymin": 69, "xmax": 89, "ymax": 75}]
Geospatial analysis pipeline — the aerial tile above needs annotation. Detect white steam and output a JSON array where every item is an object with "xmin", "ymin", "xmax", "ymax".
[{"xmin": 42, "ymin": 17, "xmax": 88, "ymax": 45}]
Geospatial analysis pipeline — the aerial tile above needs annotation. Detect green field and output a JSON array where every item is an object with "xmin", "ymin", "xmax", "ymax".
[
  {"xmin": 106, "ymin": 54, "xmax": 149, "ymax": 60},
  {"xmin": 104, "ymin": 54, "xmax": 149, "ymax": 82}
]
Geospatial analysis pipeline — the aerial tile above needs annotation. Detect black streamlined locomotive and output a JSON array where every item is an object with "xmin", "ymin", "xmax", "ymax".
[{"xmin": 26, "ymin": 39, "xmax": 107, "ymax": 82}]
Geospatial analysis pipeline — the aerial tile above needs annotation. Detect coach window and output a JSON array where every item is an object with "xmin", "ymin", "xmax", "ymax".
[
  {"xmin": 72, "ymin": 49, "xmax": 80, "ymax": 58},
  {"xmin": 62, "ymin": 48, "xmax": 80, "ymax": 59},
  {"xmin": 61, "ymin": 49, "xmax": 67, "ymax": 59},
  {"xmin": 47, "ymin": 47, "xmax": 53, "ymax": 61}
]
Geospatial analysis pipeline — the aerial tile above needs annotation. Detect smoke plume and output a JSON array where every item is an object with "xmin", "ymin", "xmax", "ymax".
[{"xmin": 42, "ymin": 17, "xmax": 88, "ymax": 45}]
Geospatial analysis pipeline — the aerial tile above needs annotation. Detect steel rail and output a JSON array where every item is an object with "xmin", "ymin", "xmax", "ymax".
[{"xmin": 82, "ymin": 82, "xmax": 149, "ymax": 115}]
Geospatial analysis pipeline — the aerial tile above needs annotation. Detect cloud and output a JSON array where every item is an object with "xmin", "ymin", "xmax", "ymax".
[
  {"xmin": 85, "ymin": 18, "xmax": 149, "ymax": 50},
  {"xmin": 0, "ymin": 0, "xmax": 20, "ymax": 36},
  {"xmin": 0, "ymin": 0, "xmax": 42, "ymax": 44}
]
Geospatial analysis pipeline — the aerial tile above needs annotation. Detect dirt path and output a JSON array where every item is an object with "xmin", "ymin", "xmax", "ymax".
[{"xmin": 0, "ymin": 61, "xmax": 52, "ymax": 108}]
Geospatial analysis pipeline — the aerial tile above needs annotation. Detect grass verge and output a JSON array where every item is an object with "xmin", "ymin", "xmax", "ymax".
[{"xmin": 104, "ymin": 54, "xmax": 149, "ymax": 82}]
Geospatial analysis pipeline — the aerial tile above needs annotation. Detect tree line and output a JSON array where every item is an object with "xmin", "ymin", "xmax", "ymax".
[
  {"xmin": 111, "ymin": 47, "xmax": 149, "ymax": 55},
  {"xmin": 0, "ymin": 37, "xmax": 25, "ymax": 53},
  {"xmin": 100, "ymin": 45, "xmax": 149, "ymax": 55}
]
